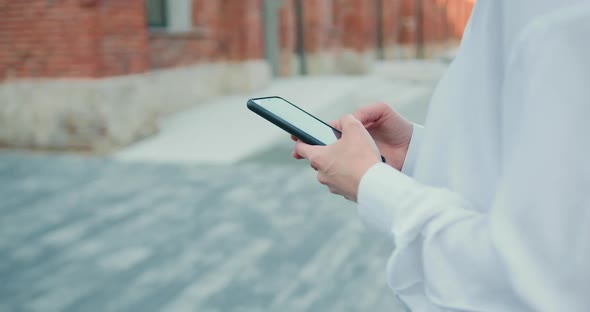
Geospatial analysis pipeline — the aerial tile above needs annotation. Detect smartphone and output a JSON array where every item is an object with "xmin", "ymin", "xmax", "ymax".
[
  {"xmin": 247, "ymin": 96, "xmax": 386, "ymax": 162},
  {"xmin": 247, "ymin": 96, "xmax": 342, "ymax": 145}
]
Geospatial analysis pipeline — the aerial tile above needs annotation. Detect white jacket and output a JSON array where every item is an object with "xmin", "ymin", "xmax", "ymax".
[{"xmin": 358, "ymin": 1, "xmax": 590, "ymax": 311}]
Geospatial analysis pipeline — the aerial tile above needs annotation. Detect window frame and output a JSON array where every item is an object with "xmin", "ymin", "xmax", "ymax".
[{"xmin": 146, "ymin": 0, "xmax": 168, "ymax": 29}]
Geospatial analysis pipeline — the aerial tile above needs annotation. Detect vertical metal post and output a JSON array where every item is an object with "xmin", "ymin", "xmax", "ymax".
[
  {"xmin": 375, "ymin": 0, "xmax": 384, "ymax": 60},
  {"xmin": 415, "ymin": 0, "xmax": 425, "ymax": 58},
  {"xmin": 294, "ymin": 0, "xmax": 307, "ymax": 75},
  {"xmin": 263, "ymin": 0, "xmax": 281, "ymax": 76}
]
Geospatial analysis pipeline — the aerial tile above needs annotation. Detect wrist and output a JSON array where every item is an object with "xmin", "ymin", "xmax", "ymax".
[
  {"xmin": 354, "ymin": 155, "xmax": 381, "ymax": 202},
  {"xmin": 400, "ymin": 123, "xmax": 424, "ymax": 176}
]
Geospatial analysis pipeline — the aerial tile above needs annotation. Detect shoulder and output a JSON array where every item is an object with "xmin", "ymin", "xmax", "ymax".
[{"xmin": 507, "ymin": 4, "xmax": 590, "ymax": 68}]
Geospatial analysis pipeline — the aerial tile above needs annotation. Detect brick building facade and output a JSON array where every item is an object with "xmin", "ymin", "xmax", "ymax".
[
  {"xmin": 0, "ymin": 0, "xmax": 474, "ymax": 81},
  {"xmin": 0, "ymin": 0, "xmax": 473, "ymax": 152}
]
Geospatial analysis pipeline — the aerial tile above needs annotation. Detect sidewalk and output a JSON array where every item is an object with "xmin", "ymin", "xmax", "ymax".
[{"xmin": 115, "ymin": 60, "xmax": 448, "ymax": 165}]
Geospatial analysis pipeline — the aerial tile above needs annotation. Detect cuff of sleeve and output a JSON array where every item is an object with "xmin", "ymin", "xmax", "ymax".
[
  {"xmin": 357, "ymin": 162, "xmax": 421, "ymax": 242},
  {"xmin": 401, "ymin": 124, "xmax": 424, "ymax": 176}
]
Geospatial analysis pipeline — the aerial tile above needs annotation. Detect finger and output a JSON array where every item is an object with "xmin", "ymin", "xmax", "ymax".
[
  {"xmin": 317, "ymin": 173, "xmax": 328, "ymax": 185},
  {"xmin": 353, "ymin": 103, "xmax": 389, "ymax": 125},
  {"xmin": 310, "ymin": 163, "xmax": 319, "ymax": 171},
  {"xmin": 328, "ymin": 120, "xmax": 342, "ymax": 131},
  {"xmin": 294, "ymin": 140, "xmax": 321, "ymax": 160},
  {"xmin": 291, "ymin": 149, "xmax": 304, "ymax": 160},
  {"xmin": 343, "ymin": 194, "xmax": 354, "ymax": 202},
  {"xmin": 340, "ymin": 114, "xmax": 364, "ymax": 135},
  {"xmin": 290, "ymin": 135, "xmax": 298, "ymax": 142}
]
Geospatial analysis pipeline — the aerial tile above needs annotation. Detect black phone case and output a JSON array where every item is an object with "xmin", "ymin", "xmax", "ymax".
[{"xmin": 247, "ymin": 96, "xmax": 339, "ymax": 146}]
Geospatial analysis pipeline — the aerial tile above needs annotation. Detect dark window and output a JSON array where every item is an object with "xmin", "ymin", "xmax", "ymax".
[{"xmin": 146, "ymin": 0, "xmax": 167, "ymax": 28}]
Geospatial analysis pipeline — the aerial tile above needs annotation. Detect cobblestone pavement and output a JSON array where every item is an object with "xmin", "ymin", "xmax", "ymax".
[
  {"xmin": 0, "ymin": 154, "xmax": 404, "ymax": 312},
  {"xmin": 0, "ymin": 59, "xmax": 442, "ymax": 312}
]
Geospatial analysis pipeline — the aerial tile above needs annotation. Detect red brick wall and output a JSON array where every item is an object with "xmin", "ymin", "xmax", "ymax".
[
  {"xmin": 217, "ymin": 0, "xmax": 264, "ymax": 61},
  {"xmin": 0, "ymin": 0, "xmax": 149, "ymax": 81},
  {"xmin": 300, "ymin": 0, "xmax": 332, "ymax": 54},
  {"xmin": 0, "ymin": 0, "xmax": 475, "ymax": 81},
  {"xmin": 149, "ymin": 32, "xmax": 211, "ymax": 69},
  {"xmin": 381, "ymin": 0, "xmax": 402, "ymax": 50},
  {"xmin": 149, "ymin": 0, "xmax": 218, "ymax": 69},
  {"xmin": 0, "ymin": 0, "xmax": 269, "ymax": 80},
  {"xmin": 98, "ymin": 0, "xmax": 149, "ymax": 76},
  {"xmin": 396, "ymin": 0, "xmax": 474, "ymax": 55},
  {"xmin": 0, "ymin": 0, "xmax": 102, "ymax": 80},
  {"xmin": 335, "ymin": 0, "xmax": 375, "ymax": 52},
  {"xmin": 448, "ymin": 0, "xmax": 474, "ymax": 38},
  {"xmin": 398, "ymin": 0, "xmax": 417, "ymax": 45},
  {"xmin": 423, "ymin": 0, "xmax": 445, "ymax": 44},
  {"xmin": 263, "ymin": 0, "xmax": 475, "ymax": 76},
  {"xmin": 149, "ymin": 0, "xmax": 265, "ymax": 69}
]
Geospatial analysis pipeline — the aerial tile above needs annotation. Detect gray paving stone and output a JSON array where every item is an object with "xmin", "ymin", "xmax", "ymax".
[{"xmin": 0, "ymin": 153, "xmax": 403, "ymax": 311}]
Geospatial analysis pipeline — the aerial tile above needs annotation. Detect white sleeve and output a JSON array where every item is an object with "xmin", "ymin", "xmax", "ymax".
[
  {"xmin": 357, "ymin": 13, "xmax": 590, "ymax": 311},
  {"xmin": 400, "ymin": 124, "xmax": 424, "ymax": 176}
]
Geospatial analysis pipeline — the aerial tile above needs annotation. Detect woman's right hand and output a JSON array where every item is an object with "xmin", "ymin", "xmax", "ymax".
[
  {"xmin": 291, "ymin": 103, "xmax": 413, "ymax": 171},
  {"xmin": 348, "ymin": 103, "xmax": 413, "ymax": 171}
]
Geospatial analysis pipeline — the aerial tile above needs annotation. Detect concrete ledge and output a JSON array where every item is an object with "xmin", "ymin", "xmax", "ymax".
[
  {"xmin": 335, "ymin": 49, "xmax": 375, "ymax": 75},
  {"xmin": 0, "ymin": 60, "xmax": 272, "ymax": 152},
  {"xmin": 277, "ymin": 50, "xmax": 381, "ymax": 76},
  {"xmin": 305, "ymin": 52, "xmax": 338, "ymax": 75},
  {"xmin": 390, "ymin": 42, "xmax": 460, "ymax": 60},
  {"xmin": 393, "ymin": 44, "xmax": 420, "ymax": 59},
  {"xmin": 221, "ymin": 60, "xmax": 272, "ymax": 93}
]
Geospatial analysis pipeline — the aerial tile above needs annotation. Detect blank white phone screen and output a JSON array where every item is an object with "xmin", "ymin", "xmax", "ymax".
[{"xmin": 253, "ymin": 97, "xmax": 340, "ymax": 145}]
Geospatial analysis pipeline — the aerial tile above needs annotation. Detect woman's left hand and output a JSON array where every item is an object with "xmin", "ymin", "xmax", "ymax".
[{"xmin": 293, "ymin": 114, "xmax": 382, "ymax": 202}]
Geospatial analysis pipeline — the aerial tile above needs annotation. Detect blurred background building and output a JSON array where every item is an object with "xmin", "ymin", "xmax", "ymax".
[
  {"xmin": 0, "ymin": 0, "xmax": 474, "ymax": 152},
  {"xmin": 1, "ymin": 2, "xmax": 476, "ymax": 310}
]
